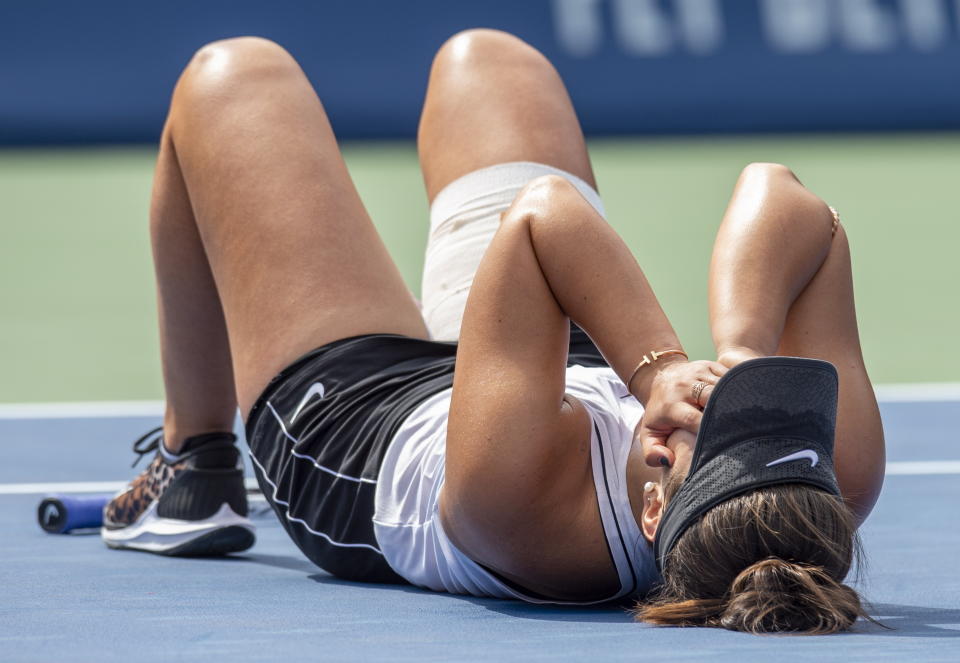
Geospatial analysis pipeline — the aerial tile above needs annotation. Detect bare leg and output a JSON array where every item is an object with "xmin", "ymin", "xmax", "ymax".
[
  {"xmin": 151, "ymin": 125, "xmax": 238, "ymax": 448},
  {"xmin": 708, "ymin": 163, "xmax": 884, "ymax": 523},
  {"xmin": 418, "ymin": 29, "xmax": 595, "ymax": 201},
  {"xmin": 153, "ymin": 37, "xmax": 428, "ymax": 443},
  {"xmin": 416, "ymin": 30, "xmax": 598, "ymax": 340}
]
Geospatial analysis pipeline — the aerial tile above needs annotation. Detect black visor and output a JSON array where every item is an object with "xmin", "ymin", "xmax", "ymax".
[{"xmin": 653, "ymin": 357, "xmax": 842, "ymax": 572}]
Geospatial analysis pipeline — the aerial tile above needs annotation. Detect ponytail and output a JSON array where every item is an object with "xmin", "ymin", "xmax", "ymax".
[{"xmin": 636, "ymin": 484, "xmax": 872, "ymax": 634}]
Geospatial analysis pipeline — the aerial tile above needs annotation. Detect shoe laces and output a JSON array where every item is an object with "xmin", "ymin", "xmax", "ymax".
[{"xmin": 131, "ymin": 426, "xmax": 164, "ymax": 468}]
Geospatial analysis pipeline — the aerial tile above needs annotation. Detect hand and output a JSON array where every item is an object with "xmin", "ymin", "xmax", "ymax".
[
  {"xmin": 716, "ymin": 346, "xmax": 764, "ymax": 370},
  {"xmin": 635, "ymin": 359, "xmax": 727, "ymax": 468}
]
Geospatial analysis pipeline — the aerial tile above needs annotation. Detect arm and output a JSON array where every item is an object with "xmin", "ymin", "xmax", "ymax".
[
  {"xmin": 708, "ymin": 163, "xmax": 885, "ymax": 523},
  {"xmin": 440, "ymin": 175, "xmax": 718, "ymax": 587}
]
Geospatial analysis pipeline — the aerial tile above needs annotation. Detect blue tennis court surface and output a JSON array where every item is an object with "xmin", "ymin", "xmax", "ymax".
[{"xmin": 3, "ymin": 396, "xmax": 959, "ymax": 661}]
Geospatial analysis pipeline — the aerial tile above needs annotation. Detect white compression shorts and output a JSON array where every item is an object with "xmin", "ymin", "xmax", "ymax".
[{"xmin": 420, "ymin": 161, "xmax": 605, "ymax": 341}]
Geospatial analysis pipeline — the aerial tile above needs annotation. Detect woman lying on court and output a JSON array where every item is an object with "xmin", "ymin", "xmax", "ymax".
[{"xmin": 103, "ymin": 30, "xmax": 885, "ymax": 634}]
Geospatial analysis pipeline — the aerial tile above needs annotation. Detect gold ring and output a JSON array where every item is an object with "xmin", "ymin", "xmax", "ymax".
[{"xmin": 692, "ymin": 381, "xmax": 708, "ymax": 406}]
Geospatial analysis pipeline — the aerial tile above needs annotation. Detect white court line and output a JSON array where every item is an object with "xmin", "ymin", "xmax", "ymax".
[
  {"xmin": 874, "ymin": 382, "xmax": 960, "ymax": 403},
  {"xmin": 0, "ymin": 400, "xmax": 164, "ymax": 420},
  {"xmin": 1, "ymin": 481, "xmax": 126, "ymax": 495},
  {"xmin": 884, "ymin": 461, "xmax": 960, "ymax": 475},
  {"xmin": 1, "ymin": 464, "xmax": 957, "ymax": 495},
  {"xmin": 0, "ymin": 382, "xmax": 958, "ymax": 420},
  {"xmin": 0, "ymin": 477, "xmax": 261, "ymax": 495}
]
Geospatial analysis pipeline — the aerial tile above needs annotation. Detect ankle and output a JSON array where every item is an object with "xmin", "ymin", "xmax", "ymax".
[{"xmin": 162, "ymin": 419, "xmax": 235, "ymax": 455}]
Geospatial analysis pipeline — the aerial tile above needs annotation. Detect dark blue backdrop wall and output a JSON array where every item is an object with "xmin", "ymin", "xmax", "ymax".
[{"xmin": 2, "ymin": 0, "xmax": 959, "ymax": 144}]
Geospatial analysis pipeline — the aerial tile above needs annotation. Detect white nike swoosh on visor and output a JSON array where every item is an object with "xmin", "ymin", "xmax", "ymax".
[
  {"xmin": 291, "ymin": 382, "xmax": 325, "ymax": 423},
  {"xmin": 766, "ymin": 449, "xmax": 820, "ymax": 468}
]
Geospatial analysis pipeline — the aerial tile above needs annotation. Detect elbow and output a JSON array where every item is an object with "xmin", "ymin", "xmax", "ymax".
[
  {"xmin": 507, "ymin": 175, "xmax": 579, "ymax": 220},
  {"xmin": 502, "ymin": 174, "xmax": 591, "ymax": 241},
  {"xmin": 738, "ymin": 162, "xmax": 835, "ymax": 232},
  {"xmin": 740, "ymin": 161, "xmax": 798, "ymax": 182}
]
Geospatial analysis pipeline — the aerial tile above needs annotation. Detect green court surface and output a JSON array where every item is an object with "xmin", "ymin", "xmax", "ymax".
[{"xmin": 0, "ymin": 133, "xmax": 956, "ymax": 403}]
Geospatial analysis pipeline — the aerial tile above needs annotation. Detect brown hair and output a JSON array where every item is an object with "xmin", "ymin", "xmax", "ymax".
[{"xmin": 635, "ymin": 482, "xmax": 871, "ymax": 634}]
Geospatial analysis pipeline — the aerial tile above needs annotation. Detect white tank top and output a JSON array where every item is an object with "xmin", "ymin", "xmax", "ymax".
[{"xmin": 373, "ymin": 364, "xmax": 661, "ymax": 604}]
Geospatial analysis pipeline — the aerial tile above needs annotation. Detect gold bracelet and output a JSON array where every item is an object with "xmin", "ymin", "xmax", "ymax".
[
  {"xmin": 627, "ymin": 349, "xmax": 688, "ymax": 391},
  {"xmin": 828, "ymin": 206, "xmax": 840, "ymax": 237}
]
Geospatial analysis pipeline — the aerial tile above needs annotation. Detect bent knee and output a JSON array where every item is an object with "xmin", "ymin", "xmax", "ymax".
[
  {"xmin": 189, "ymin": 36, "xmax": 294, "ymax": 72},
  {"xmin": 433, "ymin": 28, "xmax": 549, "ymax": 72},
  {"xmin": 175, "ymin": 36, "xmax": 300, "ymax": 102}
]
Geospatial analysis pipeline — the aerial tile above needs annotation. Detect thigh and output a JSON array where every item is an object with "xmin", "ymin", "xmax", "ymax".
[
  {"xmin": 776, "ymin": 226, "xmax": 885, "ymax": 523},
  {"xmin": 245, "ymin": 335, "xmax": 456, "ymax": 584},
  {"xmin": 168, "ymin": 38, "xmax": 428, "ymax": 415},
  {"xmin": 417, "ymin": 30, "xmax": 598, "ymax": 339},
  {"xmin": 417, "ymin": 29, "xmax": 596, "ymax": 201}
]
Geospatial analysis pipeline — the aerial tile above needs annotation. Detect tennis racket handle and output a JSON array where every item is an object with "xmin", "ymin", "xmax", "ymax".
[{"xmin": 37, "ymin": 494, "xmax": 111, "ymax": 533}]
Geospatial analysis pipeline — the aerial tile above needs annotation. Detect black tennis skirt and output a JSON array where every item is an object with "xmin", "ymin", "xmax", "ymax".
[{"xmin": 245, "ymin": 325, "xmax": 605, "ymax": 584}]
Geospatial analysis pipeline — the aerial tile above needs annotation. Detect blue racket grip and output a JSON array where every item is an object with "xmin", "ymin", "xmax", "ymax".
[{"xmin": 38, "ymin": 494, "xmax": 112, "ymax": 533}]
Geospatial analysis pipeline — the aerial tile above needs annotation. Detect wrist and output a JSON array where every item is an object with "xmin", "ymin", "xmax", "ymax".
[
  {"xmin": 628, "ymin": 351, "xmax": 687, "ymax": 404},
  {"xmin": 715, "ymin": 345, "xmax": 765, "ymax": 370}
]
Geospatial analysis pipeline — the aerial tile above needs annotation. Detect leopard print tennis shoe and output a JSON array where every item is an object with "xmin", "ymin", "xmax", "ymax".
[{"xmin": 102, "ymin": 427, "xmax": 255, "ymax": 555}]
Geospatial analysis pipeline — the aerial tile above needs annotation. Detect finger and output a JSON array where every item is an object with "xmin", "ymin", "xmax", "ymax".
[
  {"xmin": 686, "ymin": 380, "xmax": 714, "ymax": 407},
  {"xmin": 696, "ymin": 372, "xmax": 720, "ymax": 386},
  {"xmin": 669, "ymin": 402, "xmax": 703, "ymax": 433},
  {"xmin": 684, "ymin": 360, "xmax": 724, "ymax": 385},
  {"xmin": 707, "ymin": 361, "xmax": 729, "ymax": 378},
  {"xmin": 635, "ymin": 415, "xmax": 676, "ymax": 468},
  {"xmin": 696, "ymin": 383, "xmax": 715, "ymax": 408},
  {"xmin": 640, "ymin": 429, "xmax": 676, "ymax": 469}
]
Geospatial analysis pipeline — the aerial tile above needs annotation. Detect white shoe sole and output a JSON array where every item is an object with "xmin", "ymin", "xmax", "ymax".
[{"xmin": 102, "ymin": 501, "xmax": 255, "ymax": 555}]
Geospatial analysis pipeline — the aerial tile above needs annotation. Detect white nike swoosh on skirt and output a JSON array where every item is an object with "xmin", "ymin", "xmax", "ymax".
[{"xmin": 291, "ymin": 382, "xmax": 325, "ymax": 423}]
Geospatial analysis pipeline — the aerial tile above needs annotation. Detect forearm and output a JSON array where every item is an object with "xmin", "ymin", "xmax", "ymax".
[
  {"xmin": 708, "ymin": 163, "xmax": 836, "ymax": 364},
  {"xmin": 519, "ymin": 177, "xmax": 684, "ymax": 403}
]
